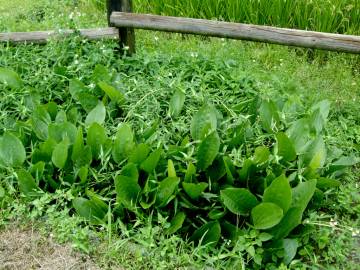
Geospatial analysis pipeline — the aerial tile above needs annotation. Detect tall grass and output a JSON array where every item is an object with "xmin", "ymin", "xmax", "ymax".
[{"xmin": 132, "ymin": 0, "xmax": 360, "ymax": 35}]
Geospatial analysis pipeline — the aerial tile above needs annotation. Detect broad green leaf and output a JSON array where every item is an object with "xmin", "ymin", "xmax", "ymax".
[
  {"xmin": 115, "ymin": 175, "xmax": 141, "ymax": 209},
  {"xmin": 77, "ymin": 166, "xmax": 88, "ymax": 184},
  {"xmin": 52, "ymin": 138, "xmax": 69, "ymax": 169},
  {"xmin": 220, "ymin": 188, "xmax": 258, "ymax": 215},
  {"xmin": 269, "ymin": 207, "xmax": 303, "ymax": 240},
  {"xmin": 98, "ymin": 81, "xmax": 125, "ymax": 105},
  {"xmin": 0, "ymin": 132, "xmax": 26, "ymax": 167},
  {"xmin": 69, "ymin": 79, "xmax": 87, "ymax": 98},
  {"xmin": 190, "ymin": 221, "xmax": 221, "ymax": 247},
  {"xmin": 309, "ymin": 109, "xmax": 326, "ymax": 135},
  {"xmin": 73, "ymin": 197, "xmax": 107, "ymax": 224},
  {"xmin": 302, "ymin": 137, "xmax": 326, "ymax": 170},
  {"xmin": 291, "ymin": 179, "xmax": 317, "ymax": 212},
  {"xmin": 208, "ymin": 209, "xmax": 226, "ymax": 220},
  {"xmin": 31, "ymin": 138, "xmax": 57, "ymax": 163},
  {"xmin": 167, "ymin": 159, "xmax": 177, "ymax": 178},
  {"xmin": 16, "ymin": 169, "xmax": 40, "ymax": 198},
  {"xmin": 142, "ymin": 120, "xmax": 159, "ymax": 140},
  {"xmin": 156, "ymin": 177, "xmax": 180, "ymax": 207},
  {"xmin": 259, "ymin": 99, "xmax": 280, "ymax": 133},
  {"xmin": 269, "ymin": 180, "xmax": 316, "ymax": 239},
  {"xmin": 206, "ymin": 157, "xmax": 226, "ymax": 182},
  {"xmin": 251, "ymin": 202, "xmax": 283, "ymax": 230},
  {"xmin": 238, "ymin": 159, "xmax": 256, "ymax": 182},
  {"xmin": 75, "ymin": 145, "xmax": 92, "ymax": 168},
  {"xmin": 48, "ymin": 122, "xmax": 77, "ymax": 144},
  {"xmin": 71, "ymin": 127, "xmax": 92, "ymax": 167},
  {"xmin": 85, "ymin": 102, "xmax": 106, "ymax": 127},
  {"xmin": 67, "ymin": 107, "xmax": 79, "ymax": 124},
  {"xmin": 190, "ymin": 104, "xmax": 218, "ymax": 141},
  {"xmin": 328, "ymin": 156, "xmax": 360, "ymax": 174},
  {"xmin": 30, "ymin": 161, "xmax": 45, "ymax": 180},
  {"xmin": 69, "ymin": 80, "xmax": 97, "ymax": 112},
  {"xmin": 0, "ymin": 67, "xmax": 22, "ymax": 88},
  {"xmin": 86, "ymin": 190, "xmax": 108, "ymax": 213},
  {"xmin": 140, "ymin": 148, "xmax": 162, "ymax": 173},
  {"xmin": 77, "ymin": 92, "xmax": 99, "ymax": 112},
  {"xmin": 140, "ymin": 191, "xmax": 157, "ymax": 209},
  {"xmin": 92, "ymin": 64, "xmax": 111, "ymax": 84},
  {"xmin": 223, "ymin": 156, "xmax": 235, "ymax": 184},
  {"xmin": 310, "ymin": 100, "xmax": 330, "ymax": 134},
  {"xmin": 24, "ymin": 91, "xmax": 41, "ymax": 111},
  {"xmin": 253, "ymin": 146, "xmax": 270, "ymax": 165},
  {"xmin": 165, "ymin": 212, "xmax": 186, "ymax": 234},
  {"xmin": 169, "ymin": 89, "xmax": 185, "ymax": 118},
  {"xmin": 197, "ymin": 131, "xmax": 220, "ymax": 171},
  {"xmin": 184, "ymin": 162, "xmax": 196, "ymax": 182},
  {"xmin": 120, "ymin": 163, "xmax": 139, "ymax": 182},
  {"xmin": 87, "ymin": 123, "xmax": 107, "ymax": 159},
  {"xmin": 276, "ymin": 132, "xmax": 296, "ymax": 162},
  {"xmin": 112, "ymin": 123, "xmax": 135, "ymax": 163},
  {"xmin": 316, "ymin": 177, "xmax": 341, "ymax": 190},
  {"xmin": 72, "ymin": 127, "xmax": 84, "ymax": 163},
  {"xmin": 31, "ymin": 105, "xmax": 51, "ymax": 140},
  {"xmin": 263, "ymin": 174, "xmax": 292, "ymax": 213},
  {"xmin": 283, "ymin": 239, "xmax": 299, "ymax": 265},
  {"xmin": 311, "ymin": 100, "xmax": 330, "ymax": 120},
  {"xmin": 286, "ymin": 118, "xmax": 310, "ymax": 154},
  {"xmin": 55, "ymin": 110, "xmax": 67, "ymax": 123},
  {"xmin": 182, "ymin": 182, "xmax": 208, "ymax": 200},
  {"xmin": 46, "ymin": 101, "xmax": 58, "ymax": 120},
  {"xmin": 258, "ymin": 232, "xmax": 273, "ymax": 242},
  {"xmin": 128, "ymin": 143, "xmax": 150, "ymax": 164}
]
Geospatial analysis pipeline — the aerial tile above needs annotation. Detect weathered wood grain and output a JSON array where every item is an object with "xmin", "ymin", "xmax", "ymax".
[
  {"xmin": 110, "ymin": 12, "xmax": 360, "ymax": 54},
  {"xmin": 0, "ymin": 28, "xmax": 119, "ymax": 44}
]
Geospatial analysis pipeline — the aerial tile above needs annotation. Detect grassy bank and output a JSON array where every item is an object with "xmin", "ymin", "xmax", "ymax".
[{"xmin": 1, "ymin": 0, "xmax": 359, "ymax": 269}]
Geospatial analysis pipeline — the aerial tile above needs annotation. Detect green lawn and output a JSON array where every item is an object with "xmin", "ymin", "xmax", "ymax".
[{"xmin": 0, "ymin": 1, "xmax": 359, "ymax": 269}]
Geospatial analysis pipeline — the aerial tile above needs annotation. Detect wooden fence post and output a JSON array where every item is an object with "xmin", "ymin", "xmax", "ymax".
[{"xmin": 106, "ymin": 0, "xmax": 135, "ymax": 55}]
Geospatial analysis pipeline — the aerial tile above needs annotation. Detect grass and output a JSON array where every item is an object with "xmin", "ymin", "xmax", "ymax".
[
  {"xmin": 134, "ymin": 0, "xmax": 360, "ymax": 35},
  {"xmin": 0, "ymin": 0, "xmax": 360, "ymax": 269}
]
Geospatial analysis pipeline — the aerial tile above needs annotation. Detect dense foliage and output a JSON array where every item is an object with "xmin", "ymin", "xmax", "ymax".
[
  {"xmin": 1, "ymin": 61, "xmax": 358, "ymax": 268},
  {"xmin": 134, "ymin": 0, "xmax": 360, "ymax": 35}
]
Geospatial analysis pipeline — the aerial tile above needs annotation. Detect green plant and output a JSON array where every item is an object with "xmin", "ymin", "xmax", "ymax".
[{"xmin": 1, "ymin": 64, "xmax": 358, "ymax": 268}]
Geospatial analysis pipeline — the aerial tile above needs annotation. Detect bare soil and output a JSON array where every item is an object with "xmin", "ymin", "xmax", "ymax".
[{"xmin": 0, "ymin": 226, "xmax": 100, "ymax": 270}]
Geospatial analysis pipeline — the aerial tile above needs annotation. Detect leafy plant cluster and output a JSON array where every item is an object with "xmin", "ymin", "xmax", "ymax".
[{"xmin": 0, "ymin": 65, "xmax": 358, "ymax": 268}]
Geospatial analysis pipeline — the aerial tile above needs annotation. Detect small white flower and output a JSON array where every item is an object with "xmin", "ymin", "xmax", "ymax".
[
  {"xmin": 154, "ymin": 36, "xmax": 159, "ymax": 41},
  {"xmin": 329, "ymin": 218, "xmax": 338, "ymax": 228}
]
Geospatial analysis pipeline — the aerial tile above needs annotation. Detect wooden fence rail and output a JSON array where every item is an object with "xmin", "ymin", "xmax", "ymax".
[{"xmin": 110, "ymin": 12, "xmax": 360, "ymax": 54}]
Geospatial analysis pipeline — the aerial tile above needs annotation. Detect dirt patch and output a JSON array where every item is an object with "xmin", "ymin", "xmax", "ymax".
[{"xmin": 0, "ymin": 226, "xmax": 100, "ymax": 270}]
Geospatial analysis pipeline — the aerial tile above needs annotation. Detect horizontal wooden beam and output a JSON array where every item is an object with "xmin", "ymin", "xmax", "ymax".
[
  {"xmin": 111, "ymin": 12, "xmax": 360, "ymax": 54},
  {"xmin": 0, "ymin": 27, "xmax": 119, "ymax": 44}
]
